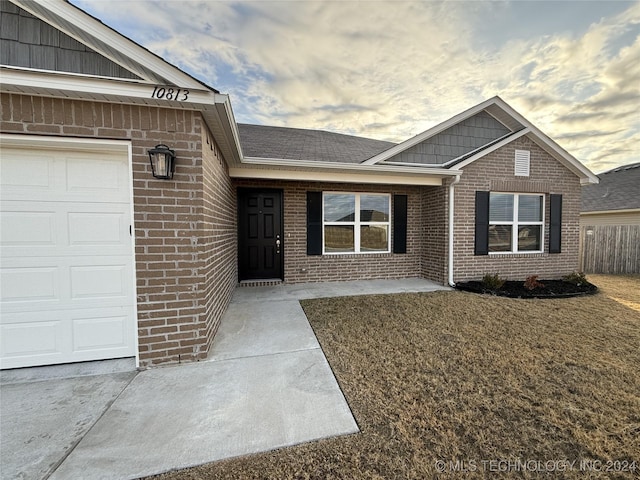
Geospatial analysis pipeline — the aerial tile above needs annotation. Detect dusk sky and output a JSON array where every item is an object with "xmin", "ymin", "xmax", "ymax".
[{"xmin": 72, "ymin": 1, "xmax": 640, "ymax": 173}]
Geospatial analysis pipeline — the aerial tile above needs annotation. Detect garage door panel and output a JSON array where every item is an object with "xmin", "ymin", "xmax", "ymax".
[
  {"xmin": 0, "ymin": 210, "xmax": 56, "ymax": 246},
  {"xmin": 0, "ymin": 152, "xmax": 54, "ymax": 191},
  {"xmin": 0, "ymin": 266, "xmax": 60, "ymax": 303},
  {"xmin": 1, "ymin": 141, "xmax": 136, "ymax": 369},
  {"xmin": 66, "ymin": 156, "xmax": 128, "ymax": 198},
  {"xmin": 1, "ymin": 201, "xmax": 131, "ymax": 257},
  {"xmin": 1, "ymin": 256, "xmax": 133, "ymax": 313},
  {"xmin": 0, "ymin": 311, "xmax": 66, "ymax": 368},
  {"xmin": 70, "ymin": 264, "xmax": 130, "ymax": 299},
  {"xmin": 73, "ymin": 313, "xmax": 130, "ymax": 352},
  {"xmin": 68, "ymin": 211, "xmax": 127, "ymax": 246}
]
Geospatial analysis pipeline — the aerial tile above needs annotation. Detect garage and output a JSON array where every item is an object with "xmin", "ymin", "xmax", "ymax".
[{"xmin": 0, "ymin": 137, "xmax": 137, "ymax": 369}]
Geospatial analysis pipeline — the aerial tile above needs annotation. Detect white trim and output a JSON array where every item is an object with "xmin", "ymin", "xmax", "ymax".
[
  {"xmin": 229, "ymin": 167, "xmax": 446, "ymax": 186},
  {"xmin": 13, "ymin": 0, "xmax": 205, "ymax": 88},
  {"xmin": 125, "ymin": 141, "xmax": 140, "ymax": 369},
  {"xmin": 1, "ymin": 68, "xmax": 244, "ymax": 167},
  {"xmin": 448, "ymin": 175, "xmax": 461, "ymax": 287},
  {"xmin": 581, "ymin": 208, "xmax": 640, "ymax": 216},
  {"xmin": 0, "ymin": 132, "xmax": 131, "ymax": 152}
]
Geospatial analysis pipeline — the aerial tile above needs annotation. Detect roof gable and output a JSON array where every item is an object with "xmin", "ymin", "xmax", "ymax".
[
  {"xmin": 4, "ymin": 0, "xmax": 211, "ymax": 89},
  {"xmin": 364, "ymin": 96, "xmax": 598, "ymax": 185},
  {"xmin": 1, "ymin": 2, "xmax": 141, "ymax": 80},
  {"xmin": 385, "ymin": 111, "xmax": 510, "ymax": 165},
  {"xmin": 582, "ymin": 162, "xmax": 640, "ymax": 212}
]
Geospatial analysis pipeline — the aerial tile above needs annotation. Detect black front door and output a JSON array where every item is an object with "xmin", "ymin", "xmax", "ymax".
[{"xmin": 238, "ymin": 188, "xmax": 284, "ymax": 281}]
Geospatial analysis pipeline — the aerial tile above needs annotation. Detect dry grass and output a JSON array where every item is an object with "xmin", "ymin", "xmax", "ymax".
[{"xmin": 152, "ymin": 275, "xmax": 640, "ymax": 479}]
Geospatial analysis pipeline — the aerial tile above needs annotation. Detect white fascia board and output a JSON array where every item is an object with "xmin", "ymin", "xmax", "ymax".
[
  {"xmin": 13, "ymin": 0, "xmax": 203, "ymax": 89},
  {"xmin": 0, "ymin": 67, "xmax": 213, "ymax": 106},
  {"xmin": 486, "ymin": 98, "xmax": 600, "ymax": 185},
  {"xmin": 453, "ymin": 128, "xmax": 531, "ymax": 169},
  {"xmin": 1, "ymin": 67, "xmax": 244, "ymax": 165},
  {"xmin": 229, "ymin": 167, "xmax": 447, "ymax": 186},
  {"xmin": 526, "ymin": 133, "xmax": 599, "ymax": 185},
  {"xmin": 241, "ymin": 156, "xmax": 461, "ymax": 177},
  {"xmin": 361, "ymin": 96, "xmax": 502, "ymax": 166},
  {"xmin": 581, "ymin": 208, "xmax": 640, "ymax": 215}
]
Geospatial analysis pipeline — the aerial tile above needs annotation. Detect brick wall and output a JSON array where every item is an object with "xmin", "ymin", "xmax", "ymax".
[
  {"xmin": 1, "ymin": 93, "xmax": 237, "ymax": 366},
  {"xmin": 453, "ymin": 136, "xmax": 582, "ymax": 281},
  {"xmin": 234, "ymin": 179, "xmax": 441, "ymax": 283},
  {"xmin": 422, "ymin": 185, "xmax": 448, "ymax": 284},
  {"xmin": 200, "ymin": 128, "xmax": 237, "ymax": 355}
]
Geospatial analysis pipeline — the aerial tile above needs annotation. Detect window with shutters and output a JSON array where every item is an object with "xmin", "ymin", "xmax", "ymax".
[
  {"xmin": 322, "ymin": 193, "xmax": 390, "ymax": 254},
  {"xmin": 489, "ymin": 193, "xmax": 544, "ymax": 253}
]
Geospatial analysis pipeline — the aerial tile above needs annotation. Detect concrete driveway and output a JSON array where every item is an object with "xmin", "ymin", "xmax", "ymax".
[{"xmin": 1, "ymin": 278, "xmax": 447, "ymax": 480}]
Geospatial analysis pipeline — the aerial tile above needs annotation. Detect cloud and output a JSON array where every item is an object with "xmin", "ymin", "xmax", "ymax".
[{"xmin": 74, "ymin": 0, "xmax": 640, "ymax": 173}]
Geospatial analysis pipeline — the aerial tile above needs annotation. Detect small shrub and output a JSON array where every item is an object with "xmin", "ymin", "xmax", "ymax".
[
  {"xmin": 524, "ymin": 275, "xmax": 545, "ymax": 290},
  {"xmin": 482, "ymin": 273, "xmax": 505, "ymax": 290},
  {"xmin": 563, "ymin": 271, "xmax": 587, "ymax": 286}
]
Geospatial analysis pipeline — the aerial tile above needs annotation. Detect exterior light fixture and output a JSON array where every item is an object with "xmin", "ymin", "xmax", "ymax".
[{"xmin": 148, "ymin": 144, "xmax": 176, "ymax": 179}]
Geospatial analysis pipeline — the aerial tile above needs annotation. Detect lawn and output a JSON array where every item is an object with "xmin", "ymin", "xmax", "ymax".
[{"xmin": 153, "ymin": 275, "xmax": 639, "ymax": 479}]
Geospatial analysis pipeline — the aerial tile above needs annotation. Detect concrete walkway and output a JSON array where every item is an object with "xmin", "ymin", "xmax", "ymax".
[{"xmin": 0, "ymin": 278, "xmax": 447, "ymax": 480}]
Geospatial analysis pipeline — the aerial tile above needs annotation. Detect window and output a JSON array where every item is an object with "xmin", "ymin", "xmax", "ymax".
[
  {"xmin": 488, "ymin": 193, "xmax": 544, "ymax": 253},
  {"xmin": 323, "ymin": 193, "xmax": 390, "ymax": 254}
]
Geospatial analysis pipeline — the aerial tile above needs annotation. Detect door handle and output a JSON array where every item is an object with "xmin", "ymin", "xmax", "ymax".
[{"xmin": 276, "ymin": 236, "xmax": 281, "ymax": 253}]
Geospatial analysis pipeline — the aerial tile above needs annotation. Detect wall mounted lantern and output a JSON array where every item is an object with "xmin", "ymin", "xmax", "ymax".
[{"xmin": 148, "ymin": 144, "xmax": 176, "ymax": 180}]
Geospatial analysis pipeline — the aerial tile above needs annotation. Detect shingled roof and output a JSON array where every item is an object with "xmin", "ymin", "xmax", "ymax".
[
  {"xmin": 237, "ymin": 124, "xmax": 395, "ymax": 163},
  {"xmin": 582, "ymin": 162, "xmax": 640, "ymax": 212}
]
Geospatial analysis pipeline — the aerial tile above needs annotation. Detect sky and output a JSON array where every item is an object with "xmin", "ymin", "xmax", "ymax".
[{"xmin": 72, "ymin": 0, "xmax": 640, "ymax": 173}]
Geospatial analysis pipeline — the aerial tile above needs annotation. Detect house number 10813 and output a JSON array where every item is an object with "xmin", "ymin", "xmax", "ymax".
[{"xmin": 151, "ymin": 86, "xmax": 189, "ymax": 102}]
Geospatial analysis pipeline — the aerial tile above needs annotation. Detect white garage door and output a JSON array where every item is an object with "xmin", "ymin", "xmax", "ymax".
[{"xmin": 0, "ymin": 140, "xmax": 137, "ymax": 369}]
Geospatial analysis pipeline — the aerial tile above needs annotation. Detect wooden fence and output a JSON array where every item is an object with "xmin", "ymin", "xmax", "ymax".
[{"xmin": 579, "ymin": 225, "xmax": 640, "ymax": 274}]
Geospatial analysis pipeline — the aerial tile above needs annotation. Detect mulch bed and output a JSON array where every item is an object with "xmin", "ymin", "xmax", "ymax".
[{"xmin": 455, "ymin": 279, "xmax": 598, "ymax": 298}]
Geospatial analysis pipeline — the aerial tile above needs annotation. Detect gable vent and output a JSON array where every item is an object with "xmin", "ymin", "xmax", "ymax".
[{"xmin": 514, "ymin": 150, "xmax": 530, "ymax": 177}]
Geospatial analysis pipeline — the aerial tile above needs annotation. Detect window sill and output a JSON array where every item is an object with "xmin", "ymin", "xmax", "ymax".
[
  {"xmin": 318, "ymin": 252, "xmax": 393, "ymax": 258},
  {"xmin": 488, "ymin": 251, "xmax": 546, "ymax": 257}
]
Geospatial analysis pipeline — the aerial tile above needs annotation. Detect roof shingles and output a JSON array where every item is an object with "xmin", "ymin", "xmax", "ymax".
[
  {"xmin": 581, "ymin": 162, "xmax": 640, "ymax": 212},
  {"xmin": 238, "ymin": 124, "xmax": 395, "ymax": 163}
]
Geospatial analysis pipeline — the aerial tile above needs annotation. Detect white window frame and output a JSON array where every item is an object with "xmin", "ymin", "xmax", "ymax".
[
  {"xmin": 322, "ymin": 192, "xmax": 391, "ymax": 255},
  {"xmin": 489, "ymin": 192, "xmax": 545, "ymax": 254}
]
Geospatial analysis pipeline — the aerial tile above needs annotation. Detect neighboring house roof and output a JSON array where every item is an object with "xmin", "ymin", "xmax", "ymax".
[
  {"xmin": 2, "ymin": 0, "xmax": 243, "ymax": 165},
  {"xmin": 238, "ymin": 124, "xmax": 395, "ymax": 163},
  {"xmin": 581, "ymin": 162, "xmax": 640, "ymax": 212}
]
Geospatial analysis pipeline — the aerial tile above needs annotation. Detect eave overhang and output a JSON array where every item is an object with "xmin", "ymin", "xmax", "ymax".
[
  {"xmin": 231, "ymin": 156, "xmax": 461, "ymax": 186},
  {"xmin": 0, "ymin": 67, "xmax": 243, "ymax": 166}
]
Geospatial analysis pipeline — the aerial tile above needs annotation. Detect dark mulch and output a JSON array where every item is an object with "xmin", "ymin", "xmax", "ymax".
[
  {"xmin": 150, "ymin": 275, "xmax": 639, "ymax": 480},
  {"xmin": 455, "ymin": 279, "xmax": 598, "ymax": 298}
]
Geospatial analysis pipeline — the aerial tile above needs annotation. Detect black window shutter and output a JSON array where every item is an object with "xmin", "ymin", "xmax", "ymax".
[
  {"xmin": 549, "ymin": 194, "xmax": 562, "ymax": 254},
  {"xmin": 393, "ymin": 194, "xmax": 407, "ymax": 254},
  {"xmin": 475, "ymin": 191, "xmax": 490, "ymax": 255},
  {"xmin": 307, "ymin": 191, "xmax": 322, "ymax": 255}
]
